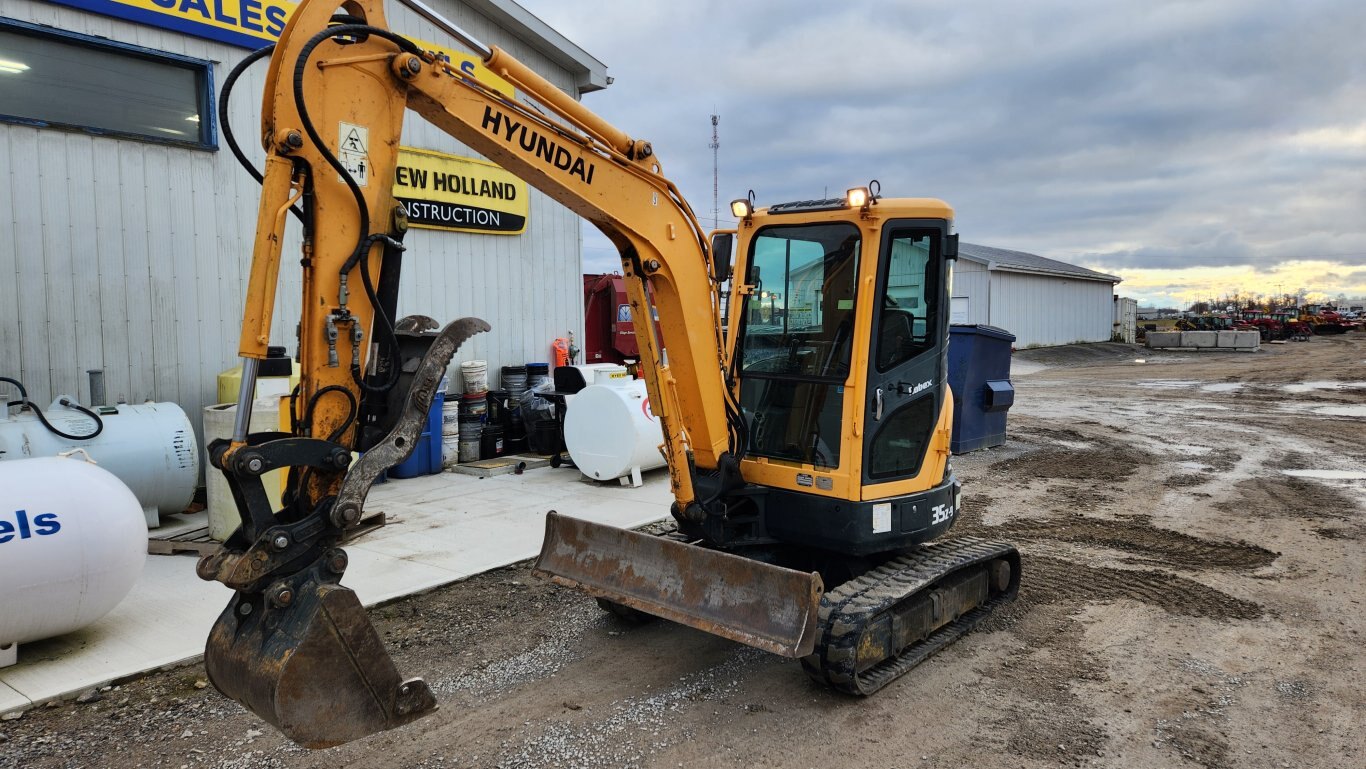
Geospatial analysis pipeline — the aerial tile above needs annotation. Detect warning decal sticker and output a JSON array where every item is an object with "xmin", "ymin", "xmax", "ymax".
[{"xmin": 338, "ymin": 122, "xmax": 369, "ymax": 187}]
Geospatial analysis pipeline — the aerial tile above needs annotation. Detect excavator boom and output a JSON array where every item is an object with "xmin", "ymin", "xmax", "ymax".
[{"xmin": 203, "ymin": 0, "xmax": 770, "ymax": 745}]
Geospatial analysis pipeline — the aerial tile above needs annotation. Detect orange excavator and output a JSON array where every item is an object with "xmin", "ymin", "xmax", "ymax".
[{"xmin": 203, "ymin": 0, "xmax": 1020, "ymax": 747}]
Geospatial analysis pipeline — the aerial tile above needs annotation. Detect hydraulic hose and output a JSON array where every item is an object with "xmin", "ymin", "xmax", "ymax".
[
  {"xmin": 220, "ymin": 43, "xmax": 305, "ymax": 224},
  {"xmin": 2, "ymin": 376, "xmax": 104, "ymax": 441},
  {"xmin": 291, "ymin": 24, "xmax": 421, "ymax": 394}
]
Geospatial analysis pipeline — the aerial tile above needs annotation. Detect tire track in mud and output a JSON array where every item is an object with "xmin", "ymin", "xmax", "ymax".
[
  {"xmin": 992, "ymin": 445, "xmax": 1154, "ymax": 483},
  {"xmin": 993, "ymin": 514, "xmax": 1278, "ymax": 571},
  {"xmin": 1216, "ymin": 473, "xmax": 1365, "ymax": 540},
  {"xmin": 1008, "ymin": 555, "xmax": 1264, "ymax": 621}
]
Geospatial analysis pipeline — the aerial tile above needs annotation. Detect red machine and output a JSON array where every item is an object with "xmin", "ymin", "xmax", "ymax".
[{"xmin": 583, "ymin": 273, "xmax": 639, "ymax": 365}]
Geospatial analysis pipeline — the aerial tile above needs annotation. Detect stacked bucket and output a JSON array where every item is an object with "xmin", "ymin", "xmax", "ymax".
[
  {"xmin": 501, "ymin": 364, "xmax": 528, "ymax": 452},
  {"xmin": 441, "ymin": 360, "xmax": 554, "ymax": 466},
  {"xmin": 451, "ymin": 360, "xmax": 490, "ymax": 465}
]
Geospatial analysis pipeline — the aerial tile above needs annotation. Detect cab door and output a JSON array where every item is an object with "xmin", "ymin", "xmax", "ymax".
[{"xmin": 860, "ymin": 222, "xmax": 953, "ymax": 498}]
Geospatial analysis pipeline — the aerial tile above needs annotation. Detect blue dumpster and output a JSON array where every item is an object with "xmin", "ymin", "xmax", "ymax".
[
  {"xmin": 947, "ymin": 324, "xmax": 1016, "ymax": 454},
  {"xmin": 388, "ymin": 387, "xmax": 445, "ymax": 479}
]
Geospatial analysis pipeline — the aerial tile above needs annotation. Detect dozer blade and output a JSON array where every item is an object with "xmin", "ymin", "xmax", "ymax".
[
  {"xmin": 205, "ymin": 573, "xmax": 436, "ymax": 749},
  {"xmin": 534, "ymin": 511, "xmax": 825, "ymax": 657}
]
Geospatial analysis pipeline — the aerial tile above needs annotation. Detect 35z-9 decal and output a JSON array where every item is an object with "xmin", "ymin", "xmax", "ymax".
[{"xmin": 931, "ymin": 503, "xmax": 954, "ymax": 525}]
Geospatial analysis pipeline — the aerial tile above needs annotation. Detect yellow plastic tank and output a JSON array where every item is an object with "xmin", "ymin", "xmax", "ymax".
[{"xmin": 216, "ymin": 350, "xmax": 301, "ymax": 404}]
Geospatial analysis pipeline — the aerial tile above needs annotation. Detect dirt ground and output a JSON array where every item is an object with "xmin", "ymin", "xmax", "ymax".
[{"xmin": 3, "ymin": 333, "xmax": 1363, "ymax": 769}]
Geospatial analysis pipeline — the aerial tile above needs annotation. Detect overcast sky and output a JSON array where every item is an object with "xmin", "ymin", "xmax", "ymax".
[{"xmin": 516, "ymin": 0, "xmax": 1366, "ymax": 307}]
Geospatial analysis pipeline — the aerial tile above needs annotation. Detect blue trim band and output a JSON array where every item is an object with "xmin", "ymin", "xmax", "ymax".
[{"xmin": 46, "ymin": 0, "xmax": 275, "ymax": 50}]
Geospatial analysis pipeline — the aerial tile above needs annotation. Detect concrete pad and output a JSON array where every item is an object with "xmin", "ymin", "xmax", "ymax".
[
  {"xmin": 1182, "ymin": 331, "xmax": 1218, "ymax": 348},
  {"xmin": 0, "ymin": 465, "xmax": 670, "ymax": 706},
  {"xmin": 342, "ymin": 545, "xmax": 473, "ymax": 605},
  {"xmin": 0, "ymin": 680, "xmax": 28, "ymax": 715},
  {"xmin": 1145, "ymin": 331, "xmax": 1182, "ymax": 348},
  {"xmin": 0, "ymin": 556, "xmax": 229, "ymax": 706}
]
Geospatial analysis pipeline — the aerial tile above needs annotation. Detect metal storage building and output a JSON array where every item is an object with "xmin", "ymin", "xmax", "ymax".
[
  {"xmin": 1, "ymin": 0, "xmax": 607, "ymax": 443},
  {"xmin": 951, "ymin": 243, "xmax": 1122, "ymax": 348}
]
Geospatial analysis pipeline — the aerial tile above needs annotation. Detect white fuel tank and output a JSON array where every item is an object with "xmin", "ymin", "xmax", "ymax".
[
  {"xmin": 0, "ymin": 398, "xmax": 199, "ymax": 527},
  {"xmin": 0, "ymin": 456, "xmax": 146, "ymax": 663},
  {"xmin": 564, "ymin": 379, "xmax": 665, "ymax": 486}
]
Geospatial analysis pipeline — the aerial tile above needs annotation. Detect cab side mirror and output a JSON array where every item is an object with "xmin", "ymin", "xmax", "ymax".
[{"xmin": 710, "ymin": 233, "xmax": 734, "ymax": 283}]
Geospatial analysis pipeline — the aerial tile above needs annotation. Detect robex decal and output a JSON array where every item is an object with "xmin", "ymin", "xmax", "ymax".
[
  {"xmin": 481, "ymin": 107, "xmax": 597, "ymax": 185},
  {"xmin": 0, "ymin": 510, "xmax": 62, "ymax": 544}
]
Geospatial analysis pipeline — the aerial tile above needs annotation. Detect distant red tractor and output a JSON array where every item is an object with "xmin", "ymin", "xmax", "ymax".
[{"xmin": 1239, "ymin": 309, "xmax": 1285, "ymax": 341}]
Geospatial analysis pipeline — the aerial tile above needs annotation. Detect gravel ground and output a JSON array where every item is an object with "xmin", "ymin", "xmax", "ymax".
[{"xmin": 2, "ymin": 332, "xmax": 1363, "ymax": 769}]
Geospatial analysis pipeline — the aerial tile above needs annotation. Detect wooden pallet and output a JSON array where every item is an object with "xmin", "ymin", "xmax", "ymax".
[
  {"xmin": 147, "ymin": 511, "xmax": 387, "ymax": 556},
  {"xmin": 147, "ymin": 526, "xmax": 220, "ymax": 556}
]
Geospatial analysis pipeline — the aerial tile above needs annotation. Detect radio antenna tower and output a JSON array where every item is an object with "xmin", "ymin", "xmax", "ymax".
[{"xmin": 710, "ymin": 113, "xmax": 720, "ymax": 229}]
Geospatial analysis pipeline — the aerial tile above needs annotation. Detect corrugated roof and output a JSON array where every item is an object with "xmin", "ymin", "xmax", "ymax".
[
  {"xmin": 459, "ymin": 0, "xmax": 610, "ymax": 93},
  {"xmin": 960, "ymin": 243, "xmax": 1121, "ymax": 283}
]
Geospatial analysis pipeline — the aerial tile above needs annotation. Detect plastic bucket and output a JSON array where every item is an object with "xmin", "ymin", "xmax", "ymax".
[
  {"xmin": 441, "ymin": 401, "xmax": 461, "ymax": 436},
  {"xmin": 486, "ymin": 390, "xmax": 511, "ymax": 428},
  {"xmin": 527, "ymin": 362, "xmax": 550, "ymax": 389},
  {"xmin": 528, "ymin": 418, "xmax": 560, "ymax": 454},
  {"xmin": 459, "ymin": 391, "xmax": 487, "ymax": 421},
  {"xmin": 457, "ymin": 412, "xmax": 482, "ymax": 440},
  {"xmin": 460, "ymin": 360, "xmax": 488, "ymax": 393},
  {"xmin": 458, "ymin": 437, "xmax": 481, "ymax": 463},
  {"xmin": 441, "ymin": 434, "xmax": 461, "ymax": 467},
  {"xmin": 480, "ymin": 425, "xmax": 504, "ymax": 459},
  {"xmin": 501, "ymin": 365, "xmax": 527, "ymax": 392}
]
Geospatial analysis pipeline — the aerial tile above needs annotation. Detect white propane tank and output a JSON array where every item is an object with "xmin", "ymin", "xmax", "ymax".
[
  {"xmin": 590, "ymin": 364, "xmax": 631, "ymax": 385},
  {"xmin": 0, "ymin": 398, "xmax": 199, "ymax": 528},
  {"xmin": 564, "ymin": 378, "xmax": 665, "ymax": 487},
  {"xmin": 0, "ymin": 456, "xmax": 147, "ymax": 668}
]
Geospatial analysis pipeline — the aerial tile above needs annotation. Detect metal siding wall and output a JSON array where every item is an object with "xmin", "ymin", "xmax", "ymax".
[
  {"xmin": 1, "ymin": 1, "xmax": 585, "ymax": 456},
  {"xmin": 950, "ymin": 258, "xmax": 991, "ymax": 325},
  {"xmin": 989, "ymin": 272, "xmax": 1115, "ymax": 347}
]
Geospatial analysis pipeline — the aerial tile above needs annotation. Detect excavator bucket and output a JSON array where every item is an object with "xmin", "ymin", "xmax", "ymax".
[
  {"xmin": 534, "ymin": 512, "xmax": 825, "ymax": 657},
  {"xmin": 205, "ymin": 576, "xmax": 436, "ymax": 749}
]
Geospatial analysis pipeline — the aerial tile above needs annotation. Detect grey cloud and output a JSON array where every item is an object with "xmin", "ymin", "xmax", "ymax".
[{"xmin": 518, "ymin": 0, "xmax": 1366, "ymax": 300}]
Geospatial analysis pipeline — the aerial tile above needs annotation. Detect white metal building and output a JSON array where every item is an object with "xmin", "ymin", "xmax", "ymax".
[
  {"xmin": 1, "ymin": 0, "xmax": 606, "ymax": 443},
  {"xmin": 951, "ymin": 243, "xmax": 1122, "ymax": 348}
]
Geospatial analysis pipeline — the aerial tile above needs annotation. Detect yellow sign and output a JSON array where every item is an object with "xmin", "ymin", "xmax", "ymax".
[
  {"xmin": 395, "ymin": 147, "xmax": 528, "ymax": 235},
  {"xmin": 50, "ymin": 1, "xmax": 513, "ymax": 95}
]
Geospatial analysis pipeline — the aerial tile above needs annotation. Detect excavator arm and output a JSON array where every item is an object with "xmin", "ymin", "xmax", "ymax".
[{"xmin": 201, "ymin": 0, "xmax": 819, "ymax": 748}]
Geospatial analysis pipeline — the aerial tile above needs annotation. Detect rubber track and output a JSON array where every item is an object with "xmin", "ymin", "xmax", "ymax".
[{"xmin": 801, "ymin": 536, "xmax": 1020, "ymax": 695}]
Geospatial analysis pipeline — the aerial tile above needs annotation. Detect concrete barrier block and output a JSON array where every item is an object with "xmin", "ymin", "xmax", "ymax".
[
  {"xmin": 1231, "ymin": 331, "xmax": 1260, "ymax": 349},
  {"xmin": 1146, "ymin": 332, "xmax": 1182, "ymax": 348},
  {"xmin": 1183, "ymin": 331, "xmax": 1218, "ymax": 348},
  {"xmin": 1217, "ymin": 330, "xmax": 1239, "ymax": 347}
]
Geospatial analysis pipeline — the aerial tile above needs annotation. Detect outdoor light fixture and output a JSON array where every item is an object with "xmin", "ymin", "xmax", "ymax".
[
  {"xmin": 731, "ymin": 189, "xmax": 757, "ymax": 221},
  {"xmin": 848, "ymin": 180, "xmax": 880, "ymax": 213}
]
